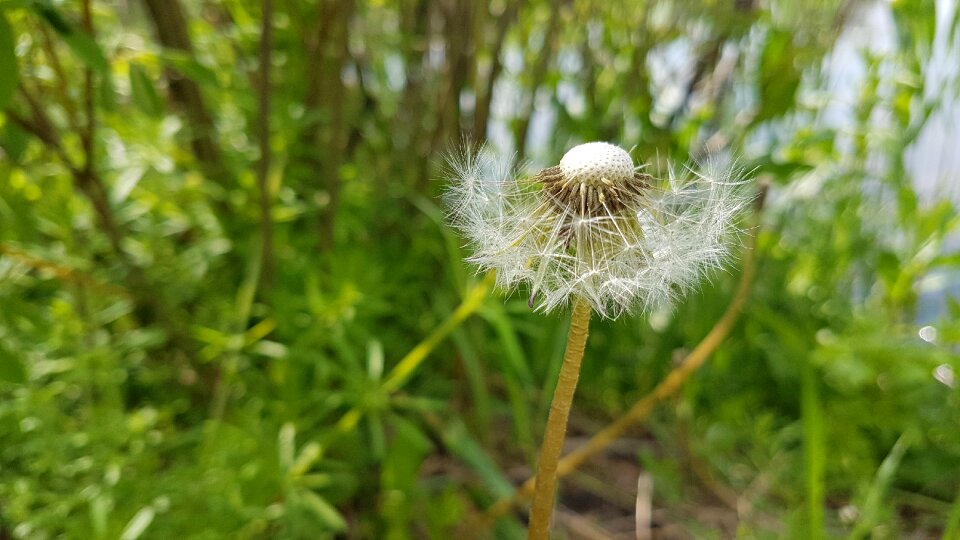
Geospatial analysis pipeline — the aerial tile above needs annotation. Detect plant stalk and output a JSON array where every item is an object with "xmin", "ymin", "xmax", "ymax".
[
  {"xmin": 528, "ymin": 297, "xmax": 591, "ymax": 540},
  {"xmin": 256, "ymin": 0, "xmax": 275, "ymax": 289},
  {"xmin": 480, "ymin": 186, "xmax": 764, "ymax": 528},
  {"xmin": 333, "ymin": 271, "xmax": 496, "ymax": 435}
]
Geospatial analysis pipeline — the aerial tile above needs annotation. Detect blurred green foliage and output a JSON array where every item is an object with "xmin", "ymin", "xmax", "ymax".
[{"xmin": 1, "ymin": 0, "xmax": 959, "ymax": 538}]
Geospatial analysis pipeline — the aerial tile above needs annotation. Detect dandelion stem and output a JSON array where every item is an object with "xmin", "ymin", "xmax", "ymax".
[
  {"xmin": 480, "ymin": 206, "xmax": 761, "ymax": 528},
  {"xmin": 528, "ymin": 297, "xmax": 592, "ymax": 540}
]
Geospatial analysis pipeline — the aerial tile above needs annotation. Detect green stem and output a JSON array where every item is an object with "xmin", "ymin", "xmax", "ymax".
[
  {"xmin": 333, "ymin": 271, "xmax": 495, "ymax": 435},
  {"xmin": 528, "ymin": 297, "xmax": 591, "ymax": 540},
  {"xmin": 802, "ymin": 361, "xmax": 825, "ymax": 540}
]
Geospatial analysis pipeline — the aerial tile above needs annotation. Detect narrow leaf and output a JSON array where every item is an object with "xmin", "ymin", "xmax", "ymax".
[
  {"xmin": 802, "ymin": 362, "xmax": 825, "ymax": 539},
  {"xmin": 0, "ymin": 346, "xmax": 27, "ymax": 383},
  {"xmin": 119, "ymin": 507, "xmax": 155, "ymax": 540},
  {"xmin": 111, "ymin": 166, "xmax": 146, "ymax": 203},
  {"xmin": 33, "ymin": 3, "xmax": 109, "ymax": 74},
  {"xmin": 129, "ymin": 62, "xmax": 163, "ymax": 117},
  {"xmin": 0, "ymin": 12, "xmax": 17, "ymax": 109},
  {"xmin": 439, "ymin": 418, "xmax": 514, "ymax": 499},
  {"xmin": 297, "ymin": 490, "xmax": 347, "ymax": 532}
]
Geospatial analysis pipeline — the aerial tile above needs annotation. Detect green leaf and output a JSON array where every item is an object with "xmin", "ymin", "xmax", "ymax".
[
  {"xmin": 158, "ymin": 50, "xmax": 220, "ymax": 88},
  {"xmin": 366, "ymin": 408, "xmax": 386, "ymax": 460},
  {"xmin": 945, "ymin": 486, "xmax": 960, "ymax": 540},
  {"xmin": 129, "ymin": 62, "xmax": 163, "ymax": 117},
  {"xmin": 891, "ymin": 0, "xmax": 936, "ymax": 55},
  {"xmin": 89, "ymin": 495, "xmax": 110, "ymax": 538},
  {"xmin": 478, "ymin": 304, "xmax": 532, "ymax": 383},
  {"xmin": 379, "ymin": 414, "xmax": 433, "ymax": 535},
  {"xmin": 0, "ymin": 345, "xmax": 27, "ymax": 383},
  {"xmin": 0, "ymin": 117, "xmax": 28, "ymax": 162},
  {"xmin": 439, "ymin": 418, "xmax": 514, "ymax": 499},
  {"xmin": 849, "ymin": 430, "xmax": 918, "ymax": 539},
  {"xmin": 296, "ymin": 490, "xmax": 347, "ymax": 532},
  {"xmin": 755, "ymin": 29, "xmax": 801, "ymax": 123},
  {"xmin": 110, "ymin": 165, "xmax": 146, "ymax": 204},
  {"xmin": 0, "ymin": 1, "xmax": 35, "ymax": 9},
  {"xmin": 98, "ymin": 63, "xmax": 116, "ymax": 111},
  {"xmin": 0, "ymin": 12, "xmax": 17, "ymax": 109},
  {"xmin": 288, "ymin": 442, "xmax": 322, "ymax": 479},
  {"xmin": 119, "ymin": 507, "xmax": 155, "ymax": 540},
  {"xmin": 278, "ymin": 422, "xmax": 296, "ymax": 471},
  {"xmin": 32, "ymin": 2, "xmax": 68, "ymax": 31},
  {"xmin": 32, "ymin": 3, "xmax": 109, "ymax": 74},
  {"xmin": 62, "ymin": 31, "xmax": 109, "ymax": 74}
]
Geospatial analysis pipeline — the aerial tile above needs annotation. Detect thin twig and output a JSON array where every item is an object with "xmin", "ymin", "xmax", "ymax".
[
  {"xmin": 4, "ymin": 104, "xmax": 74, "ymax": 169},
  {"xmin": 427, "ymin": 0, "xmax": 475, "ymax": 160},
  {"xmin": 0, "ymin": 244, "xmax": 130, "ymax": 298},
  {"xmin": 80, "ymin": 0, "xmax": 95, "ymax": 176},
  {"xmin": 12, "ymin": 35, "xmax": 125, "ymax": 256},
  {"xmin": 75, "ymin": 0, "xmax": 125, "ymax": 255},
  {"xmin": 513, "ymin": 2, "xmax": 562, "ymax": 162},
  {"xmin": 256, "ymin": 0, "xmax": 275, "ymax": 288},
  {"xmin": 36, "ymin": 21, "xmax": 78, "ymax": 130},
  {"xmin": 140, "ymin": 0, "xmax": 229, "ymax": 188},
  {"xmin": 473, "ymin": 3, "xmax": 517, "ymax": 141},
  {"xmin": 636, "ymin": 473, "xmax": 653, "ymax": 540},
  {"xmin": 317, "ymin": 0, "xmax": 353, "ymax": 253}
]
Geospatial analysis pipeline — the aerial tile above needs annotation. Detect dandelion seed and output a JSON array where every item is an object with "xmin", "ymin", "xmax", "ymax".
[{"xmin": 444, "ymin": 141, "xmax": 752, "ymax": 319}]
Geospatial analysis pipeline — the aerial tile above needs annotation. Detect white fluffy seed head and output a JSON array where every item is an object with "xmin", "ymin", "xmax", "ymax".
[
  {"xmin": 559, "ymin": 142, "xmax": 635, "ymax": 187},
  {"xmin": 443, "ymin": 141, "xmax": 753, "ymax": 319}
]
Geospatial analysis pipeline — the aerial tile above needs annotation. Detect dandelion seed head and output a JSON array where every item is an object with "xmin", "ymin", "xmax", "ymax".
[
  {"xmin": 559, "ymin": 142, "xmax": 635, "ymax": 188},
  {"xmin": 443, "ymin": 141, "xmax": 753, "ymax": 319},
  {"xmin": 540, "ymin": 142, "xmax": 652, "ymax": 218}
]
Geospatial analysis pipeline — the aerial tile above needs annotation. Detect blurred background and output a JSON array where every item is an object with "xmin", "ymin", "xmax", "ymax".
[{"xmin": 1, "ymin": 0, "xmax": 959, "ymax": 538}]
